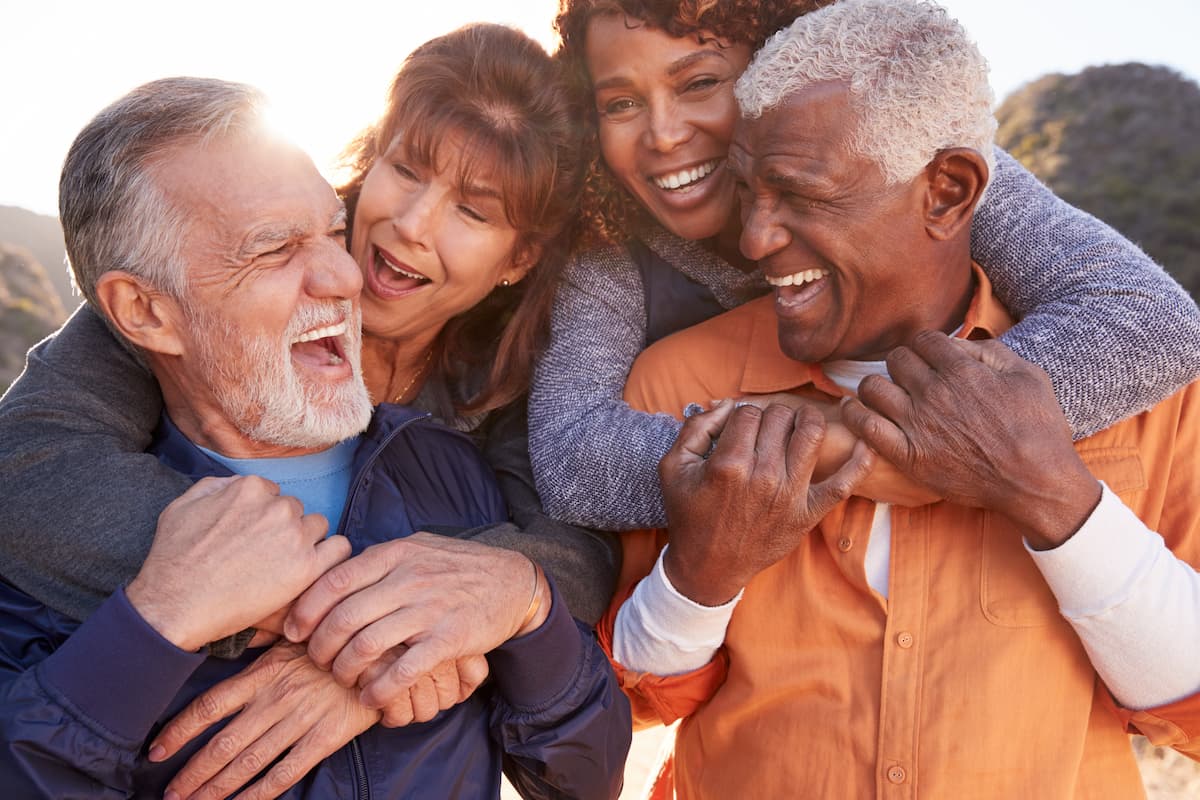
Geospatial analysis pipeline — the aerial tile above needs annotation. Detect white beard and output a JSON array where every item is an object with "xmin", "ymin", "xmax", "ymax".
[{"xmin": 185, "ymin": 299, "xmax": 373, "ymax": 449}]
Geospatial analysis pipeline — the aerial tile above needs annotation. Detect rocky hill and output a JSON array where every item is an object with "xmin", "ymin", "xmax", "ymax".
[
  {"xmin": 0, "ymin": 243, "xmax": 66, "ymax": 393},
  {"xmin": 0, "ymin": 205, "xmax": 78, "ymax": 312},
  {"xmin": 996, "ymin": 63, "xmax": 1200, "ymax": 299}
]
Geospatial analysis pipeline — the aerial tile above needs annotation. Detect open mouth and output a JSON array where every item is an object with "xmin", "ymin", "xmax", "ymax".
[
  {"xmin": 770, "ymin": 269, "xmax": 830, "ymax": 312},
  {"xmin": 291, "ymin": 321, "xmax": 348, "ymax": 368},
  {"xmin": 650, "ymin": 159, "xmax": 722, "ymax": 191},
  {"xmin": 766, "ymin": 269, "xmax": 828, "ymax": 289},
  {"xmin": 372, "ymin": 246, "xmax": 431, "ymax": 293}
]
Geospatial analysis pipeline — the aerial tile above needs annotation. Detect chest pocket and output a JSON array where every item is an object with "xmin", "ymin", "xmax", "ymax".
[{"xmin": 981, "ymin": 448, "xmax": 1146, "ymax": 628}]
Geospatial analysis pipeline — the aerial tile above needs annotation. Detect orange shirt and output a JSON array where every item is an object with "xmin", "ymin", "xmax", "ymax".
[{"xmin": 604, "ymin": 268, "xmax": 1200, "ymax": 799}]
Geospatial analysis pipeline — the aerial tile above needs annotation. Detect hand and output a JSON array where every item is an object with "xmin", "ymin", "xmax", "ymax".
[
  {"xmin": 359, "ymin": 647, "xmax": 491, "ymax": 727},
  {"xmin": 149, "ymin": 642, "xmax": 378, "ymax": 800},
  {"xmin": 840, "ymin": 331, "xmax": 1101, "ymax": 548},
  {"xmin": 660, "ymin": 400, "xmax": 875, "ymax": 606},
  {"xmin": 126, "ymin": 475, "xmax": 350, "ymax": 652},
  {"xmin": 284, "ymin": 533, "xmax": 549, "ymax": 707},
  {"xmin": 735, "ymin": 392, "xmax": 938, "ymax": 505}
]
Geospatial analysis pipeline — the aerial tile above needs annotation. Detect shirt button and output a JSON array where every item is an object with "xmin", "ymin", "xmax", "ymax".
[
  {"xmin": 896, "ymin": 632, "xmax": 915, "ymax": 649},
  {"xmin": 837, "ymin": 537, "xmax": 853, "ymax": 552},
  {"xmin": 887, "ymin": 765, "xmax": 907, "ymax": 784}
]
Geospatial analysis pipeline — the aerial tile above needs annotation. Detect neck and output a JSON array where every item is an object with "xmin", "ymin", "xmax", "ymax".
[
  {"xmin": 157, "ymin": 389, "xmax": 331, "ymax": 459},
  {"xmin": 361, "ymin": 328, "xmax": 440, "ymax": 404},
  {"xmin": 705, "ymin": 210, "xmax": 756, "ymax": 273}
]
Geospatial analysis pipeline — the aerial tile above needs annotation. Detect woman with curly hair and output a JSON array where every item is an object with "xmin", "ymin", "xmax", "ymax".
[{"xmin": 527, "ymin": 0, "xmax": 1200, "ymax": 530}]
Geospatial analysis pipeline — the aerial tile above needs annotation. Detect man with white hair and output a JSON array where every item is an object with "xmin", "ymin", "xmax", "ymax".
[
  {"xmin": 599, "ymin": 1, "xmax": 1200, "ymax": 797},
  {"xmin": 0, "ymin": 77, "xmax": 629, "ymax": 799}
]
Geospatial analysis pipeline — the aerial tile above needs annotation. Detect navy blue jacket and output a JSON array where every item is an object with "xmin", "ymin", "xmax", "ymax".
[{"xmin": 0, "ymin": 404, "xmax": 630, "ymax": 798}]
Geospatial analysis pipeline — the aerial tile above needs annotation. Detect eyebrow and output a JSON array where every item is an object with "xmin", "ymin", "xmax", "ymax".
[{"xmin": 592, "ymin": 49, "xmax": 729, "ymax": 92}]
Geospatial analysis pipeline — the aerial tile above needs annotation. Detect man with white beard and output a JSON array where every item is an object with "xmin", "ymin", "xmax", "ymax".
[{"xmin": 0, "ymin": 77, "xmax": 628, "ymax": 799}]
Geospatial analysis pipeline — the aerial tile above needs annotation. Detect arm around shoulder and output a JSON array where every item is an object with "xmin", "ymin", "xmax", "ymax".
[{"xmin": 971, "ymin": 147, "xmax": 1200, "ymax": 440}]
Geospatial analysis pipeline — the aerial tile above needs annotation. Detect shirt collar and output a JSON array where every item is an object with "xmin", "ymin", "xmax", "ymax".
[{"xmin": 739, "ymin": 262, "xmax": 1013, "ymax": 396}]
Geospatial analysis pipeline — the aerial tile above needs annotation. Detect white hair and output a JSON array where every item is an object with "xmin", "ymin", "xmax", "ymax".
[{"xmin": 736, "ymin": 0, "xmax": 996, "ymax": 188}]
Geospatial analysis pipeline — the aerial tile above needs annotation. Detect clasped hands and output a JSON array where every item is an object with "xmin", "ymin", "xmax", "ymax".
[
  {"xmin": 130, "ymin": 478, "xmax": 547, "ymax": 800},
  {"xmin": 661, "ymin": 332, "xmax": 1101, "ymax": 608}
]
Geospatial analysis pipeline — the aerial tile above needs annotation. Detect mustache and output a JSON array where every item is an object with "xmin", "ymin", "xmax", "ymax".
[{"xmin": 286, "ymin": 300, "xmax": 359, "ymax": 341}]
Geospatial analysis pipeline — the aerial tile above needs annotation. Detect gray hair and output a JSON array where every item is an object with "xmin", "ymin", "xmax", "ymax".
[
  {"xmin": 59, "ymin": 77, "xmax": 268, "ymax": 313},
  {"xmin": 735, "ymin": 0, "xmax": 996, "ymax": 188}
]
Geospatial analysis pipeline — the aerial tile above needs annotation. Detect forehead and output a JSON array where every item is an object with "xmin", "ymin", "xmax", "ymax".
[
  {"xmin": 732, "ymin": 81, "xmax": 860, "ymax": 176},
  {"xmin": 153, "ymin": 134, "xmax": 340, "ymax": 250},
  {"xmin": 584, "ymin": 14, "xmax": 748, "ymax": 82}
]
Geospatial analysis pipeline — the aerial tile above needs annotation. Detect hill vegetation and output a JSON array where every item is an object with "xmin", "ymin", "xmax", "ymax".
[
  {"xmin": 0, "ymin": 205, "xmax": 77, "ymax": 312},
  {"xmin": 0, "ymin": 244, "xmax": 65, "ymax": 392},
  {"xmin": 996, "ymin": 63, "xmax": 1200, "ymax": 299}
]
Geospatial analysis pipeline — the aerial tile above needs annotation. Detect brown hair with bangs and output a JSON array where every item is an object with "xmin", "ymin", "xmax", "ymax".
[
  {"xmin": 554, "ymin": 0, "xmax": 832, "ymax": 249},
  {"xmin": 339, "ymin": 23, "xmax": 584, "ymax": 418}
]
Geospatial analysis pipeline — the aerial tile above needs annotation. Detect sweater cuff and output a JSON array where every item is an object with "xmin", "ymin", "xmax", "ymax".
[
  {"xmin": 39, "ymin": 588, "xmax": 205, "ymax": 742},
  {"xmin": 487, "ymin": 577, "xmax": 584, "ymax": 709},
  {"xmin": 1026, "ymin": 482, "xmax": 1161, "ymax": 616}
]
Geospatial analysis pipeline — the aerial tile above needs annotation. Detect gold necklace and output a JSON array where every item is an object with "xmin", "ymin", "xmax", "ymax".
[{"xmin": 391, "ymin": 349, "xmax": 433, "ymax": 404}]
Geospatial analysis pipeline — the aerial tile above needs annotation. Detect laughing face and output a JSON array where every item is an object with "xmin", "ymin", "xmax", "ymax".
[
  {"xmin": 585, "ymin": 14, "xmax": 751, "ymax": 242},
  {"xmin": 731, "ymin": 82, "xmax": 965, "ymax": 363},
  {"xmin": 349, "ymin": 132, "xmax": 533, "ymax": 344},
  {"xmin": 154, "ymin": 134, "xmax": 373, "ymax": 455}
]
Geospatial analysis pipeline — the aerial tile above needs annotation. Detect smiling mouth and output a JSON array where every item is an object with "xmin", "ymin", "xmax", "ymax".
[
  {"xmin": 650, "ymin": 159, "xmax": 722, "ymax": 191},
  {"xmin": 766, "ymin": 269, "xmax": 829, "ymax": 288},
  {"xmin": 373, "ymin": 247, "xmax": 431, "ymax": 291},
  {"xmin": 291, "ymin": 321, "xmax": 348, "ymax": 367}
]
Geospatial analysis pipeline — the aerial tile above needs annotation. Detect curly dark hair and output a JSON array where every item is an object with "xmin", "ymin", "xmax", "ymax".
[{"xmin": 554, "ymin": 0, "xmax": 833, "ymax": 249}]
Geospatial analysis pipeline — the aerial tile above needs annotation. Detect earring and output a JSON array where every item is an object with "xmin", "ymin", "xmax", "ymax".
[{"xmin": 499, "ymin": 278, "xmax": 511, "ymax": 287}]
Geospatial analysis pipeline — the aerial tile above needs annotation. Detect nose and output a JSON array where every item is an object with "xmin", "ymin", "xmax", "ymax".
[
  {"xmin": 393, "ymin": 184, "xmax": 435, "ymax": 249},
  {"xmin": 643, "ymin": 96, "xmax": 692, "ymax": 153},
  {"xmin": 307, "ymin": 242, "xmax": 363, "ymax": 301},
  {"xmin": 739, "ymin": 199, "xmax": 791, "ymax": 262}
]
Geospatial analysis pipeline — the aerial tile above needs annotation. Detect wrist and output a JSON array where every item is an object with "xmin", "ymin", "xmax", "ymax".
[
  {"xmin": 1015, "ymin": 467, "xmax": 1103, "ymax": 551},
  {"xmin": 125, "ymin": 578, "xmax": 206, "ymax": 653},
  {"xmin": 514, "ymin": 560, "xmax": 552, "ymax": 638},
  {"xmin": 662, "ymin": 545, "xmax": 744, "ymax": 607}
]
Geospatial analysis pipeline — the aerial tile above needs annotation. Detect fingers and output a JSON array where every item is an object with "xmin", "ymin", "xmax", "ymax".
[
  {"xmin": 234, "ymin": 728, "xmax": 349, "ymax": 800},
  {"xmin": 311, "ymin": 533, "xmax": 351, "ymax": 576},
  {"xmin": 286, "ymin": 543, "xmax": 396, "ymax": 643},
  {"xmin": 668, "ymin": 399, "xmax": 735, "ymax": 462},
  {"xmin": 456, "ymin": 655, "xmax": 490, "ymax": 697},
  {"xmin": 358, "ymin": 641, "xmax": 447, "ymax": 710},
  {"xmin": 150, "ymin": 669, "xmax": 263, "ymax": 762},
  {"xmin": 328, "ymin": 609, "xmax": 428, "ymax": 688},
  {"xmin": 809, "ymin": 439, "xmax": 876, "ymax": 515},
  {"xmin": 951, "ymin": 337, "xmax": 1024, "ymax": 372},
  {"xmin": 782, "ymin": 404, "xmax": 827, "ymax": 483},
  {"xmin": 181, "ymin": 475, "xmax": 240, "ymax": 501},
  {"xmin": 166, "ymin": 721, "xmax": 295, "ymax": 800},
  {"xmin": 842, "ymin": 393, "xmax": 912, "ymax": 468}
]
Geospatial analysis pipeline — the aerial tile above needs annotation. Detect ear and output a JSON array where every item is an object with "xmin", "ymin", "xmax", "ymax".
[
  {"xmin": 94, "ymin": 271, "xmax": 187, "ymax": 357},
  {"xmin": 498, "ymin": 240, "xmax": 544, "ymax": 288},
  {"xmin": 922, "ymin": 147, "xmax": 988, "ymax": 242}
]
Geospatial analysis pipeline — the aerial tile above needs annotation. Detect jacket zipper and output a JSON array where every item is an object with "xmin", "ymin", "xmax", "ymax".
[
  {"xmin": 335, "ymin": 414, "xmax": 429, "ymax": 538},
  {"xmin": 350, "ymin": 737, "xmax": 370, "ymax": 800}
]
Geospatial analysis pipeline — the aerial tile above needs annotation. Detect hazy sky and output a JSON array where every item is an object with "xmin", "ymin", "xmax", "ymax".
[{"xmin": 3, "ymin": 0, "xmax": 1196, "ymax": 216}]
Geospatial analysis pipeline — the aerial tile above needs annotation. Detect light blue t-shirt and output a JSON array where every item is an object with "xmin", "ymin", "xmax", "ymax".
[{"xmin": 198, "ymin": 438, "xmax": 359, "ymax": 535}]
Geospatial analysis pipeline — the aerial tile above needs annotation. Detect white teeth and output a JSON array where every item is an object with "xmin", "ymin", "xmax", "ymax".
[
  {"xmin": 766, "ymin": 269, "xmax": 829, "ymax": 288},
  {"xmin": 653, "ymin": 160, "xmax": 719, "ymax": 190},
  {"xmin": 292, "ymin": 321, "xmax": 347, "ymax": 345},
  {"xmin": 377, "ymin": 250, "xmax": 425, "ymax": 281}
]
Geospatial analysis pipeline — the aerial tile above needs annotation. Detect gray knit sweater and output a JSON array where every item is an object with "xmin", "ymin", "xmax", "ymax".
[{"xmin": 528, "ymin": 148, "xmax": 1200, "ymax": 530}]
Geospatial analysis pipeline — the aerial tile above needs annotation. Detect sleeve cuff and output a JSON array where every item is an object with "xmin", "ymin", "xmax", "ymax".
[
  {"xmin": 39, "ymin": 588, "xmax": 206, "ymax": 742},
  {"xmin": 1026, "ymin": 482, "xmax": 1164, "ymax": 617},
  {"xmin": 611, "ymin": 547, "xmax": 740, "ymax": 674},
  {"xmin": 487, "ymin": 576, "xmax": 584, "ymax": 709}
]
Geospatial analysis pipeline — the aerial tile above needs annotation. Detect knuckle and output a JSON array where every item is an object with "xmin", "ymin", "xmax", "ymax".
[
  {"xmin": 267, "ymin": 760, "xmax": 300, "ymax": 788},
  {"xmin": 349, "ymin": 631, "xmax": 382, "ymax": 660},
  {"xmin": 235, "ymin": 749, "xmax": 265, "ymax": 775},
  {"xmin": 210, "ymin": 732, "xmax": 242, "ymax": 760},
  {"xmin": 195, "ymin": 691, "xmax": 225, "ymax": 722}
]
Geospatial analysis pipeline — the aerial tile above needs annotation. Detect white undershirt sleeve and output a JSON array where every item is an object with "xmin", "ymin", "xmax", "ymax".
[
  {"xmin": 612, "ymin": 546, "xmax": 742, "ymax": 675},
  {"xmin": 1028, "ymin": 482, "xmax": 1200, "ymax": 710}
]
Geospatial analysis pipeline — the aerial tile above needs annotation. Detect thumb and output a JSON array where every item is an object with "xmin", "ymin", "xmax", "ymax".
[
  {"xmin": 312, "ymin": 534, "xmax": 352, "ymax": 577},
  {"xmin": 360, "ymin": 643, "xmax": 444, "ymax": 709},
  {"xmin": 182, "ymin": 475, "xmax": 240, "ymax": 500},
  {"xmin": 671, "ymin": 400, "xmax": 736, "ymax": 462}
]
